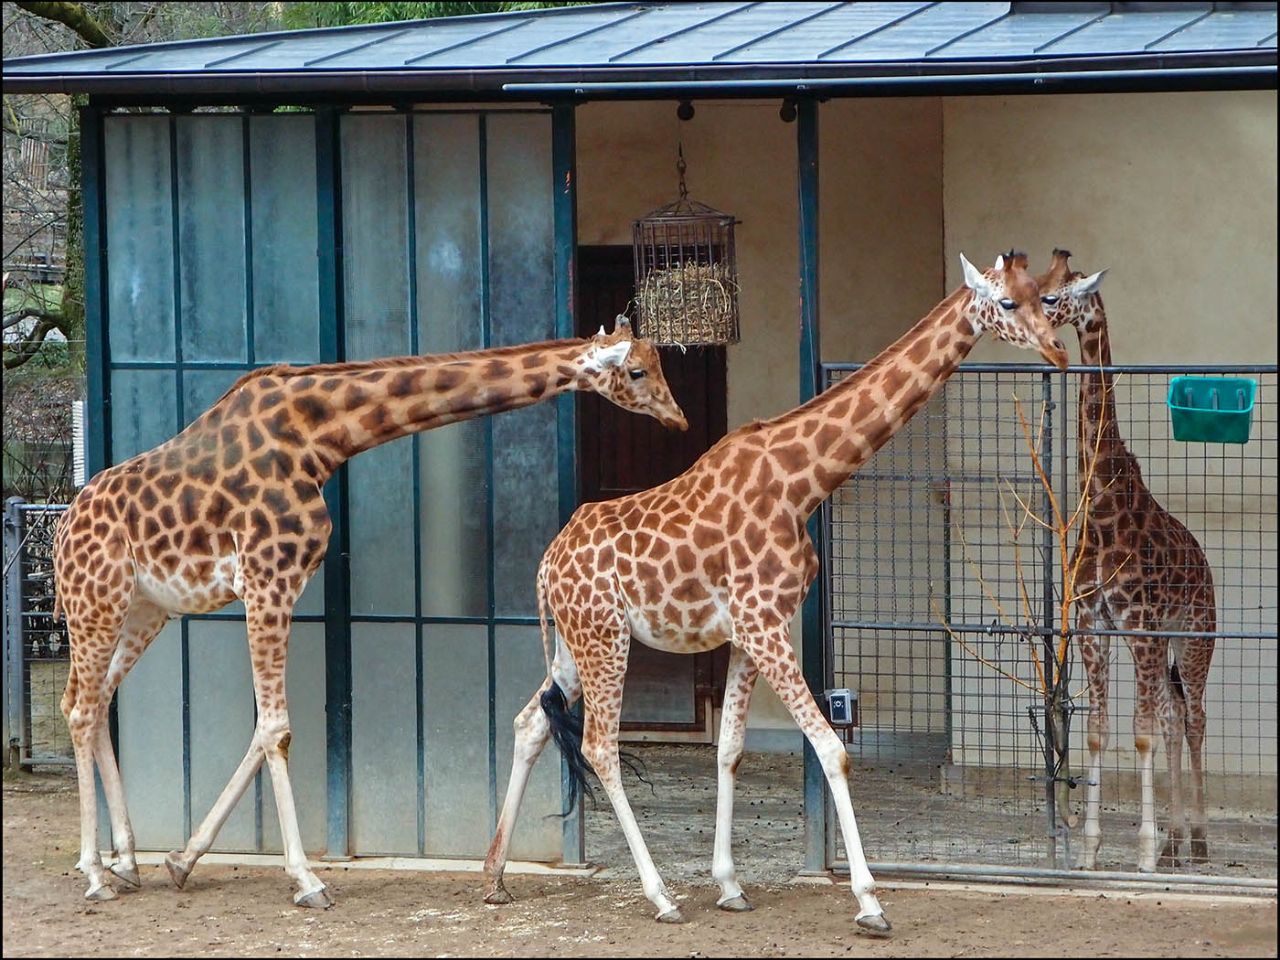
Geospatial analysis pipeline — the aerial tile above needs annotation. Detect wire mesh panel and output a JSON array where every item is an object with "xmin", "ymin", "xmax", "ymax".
[
  {"xmin": 3, "ymin": 499, "xmax": 71, "ymax": 767},
  {"xmin": 822, "ymin": 364, "xmax": 1277, "ymax": 884}
]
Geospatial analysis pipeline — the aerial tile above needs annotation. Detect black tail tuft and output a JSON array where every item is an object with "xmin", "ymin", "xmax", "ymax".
[
  {"xmin": 540, "ymin": 685, "xmax": 659, "ymax": 816},
  {"xmin": 541, "ymin": 684, "xmax": 597, "ymax": 817}
]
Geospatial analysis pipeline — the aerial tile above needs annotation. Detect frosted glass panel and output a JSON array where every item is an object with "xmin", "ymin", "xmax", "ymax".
[
  {"xmin": 105, "ymin": 116, "xmax": 175, "ymax": 362},
  {"xmin": 486, "ymin": 114, "xmax": 557, "ymax": 617},
  {"xmin": 261, "ymin": 623, "xmax": 327, "ymax": 855},
  {"xmin": 414, "ymin": 113, "xmax": 488, "ymax": 618},
  {"xmin": 251, "ymin": 115, "xmax": 320, "ymax": 363},
  {"xmin": 348, "ymin": 441, "xmax": 416, "ymax": 617},
  {"xmin": 422, "ymin": 624, "xmax": 490, "ymax": 856},
  {"xmin": 414, "ymin": 113, "xmax": 482, "ymax": 355},
  {"xmin": 351, "ymin": 622, "xmax": 419, "ymax": 855},
  {"xmin": 110, "ymin": 369, "xmax": 176, "ymax": 462},
  {"xmin": 118, "ymin": 621, "xmax": 183, "ymax": 849},
  {"xmin": 342, "ymin": 114, "xmax": 410, "ymax": 360},
  {"xmin": 183, "ymin": 368, "xmax": 245, "ymax": 427},
  {"xmin": 188, "ymin": 620, "xmax": 257, "ymax": 852},
  {"xmin": 176, "ymin": 117, "xmax": 246, "ymax": 362},
  {"xmin": 419, "ymin": 421, "xmax": 488, "ymax": 617},
  {"xmin": 495, "ymin": 625, "xmax": 562, "ymax": 860}
]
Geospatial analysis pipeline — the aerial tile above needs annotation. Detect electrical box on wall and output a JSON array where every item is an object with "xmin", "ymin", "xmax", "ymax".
[{"xmin": 825, "ymin": 688, "xmax": 858, "ymax": 728}]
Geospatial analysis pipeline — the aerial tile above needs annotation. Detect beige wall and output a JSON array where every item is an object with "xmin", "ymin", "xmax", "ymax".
[{"xmin": 943, "ymin": 90, "xmax": 1278, "ymax": 365}]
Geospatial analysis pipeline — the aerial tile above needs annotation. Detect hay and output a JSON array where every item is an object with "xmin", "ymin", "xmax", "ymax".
[{"xmin": 635, "ymin": 261, "xmax": 739, "ymax": 346}]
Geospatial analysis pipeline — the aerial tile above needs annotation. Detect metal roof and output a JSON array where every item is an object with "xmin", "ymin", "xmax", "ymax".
[{"xmin": 3, "ymin": 2, "xmax": 1275, "ymax": 101}]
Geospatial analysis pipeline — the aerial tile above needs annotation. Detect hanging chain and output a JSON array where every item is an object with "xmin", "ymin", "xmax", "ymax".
[{"xmin": 676, "ymin": 142, "xmax": 688, "ymax": 200}]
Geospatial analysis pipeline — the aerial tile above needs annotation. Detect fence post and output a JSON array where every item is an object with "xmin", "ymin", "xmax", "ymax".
[
  {"xmin": 1039, "ymin": 371, "xmax": 1060, "ymax": 867},
  {"xmin": 4, "ymin": 497, "xmax": 26, "ymax": 769}
]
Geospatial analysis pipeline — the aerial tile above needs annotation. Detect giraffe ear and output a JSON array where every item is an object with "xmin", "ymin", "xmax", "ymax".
[
  {"xmin": 959, "ymin": 252, "xmax": 993, "ymax": 298},
  {"xmin": 1067, "ymin": 269, "xmax": 1107, "ymax": 298},
  {"xmin": 583, "ymin": 338, "xmax": 632, "ymax": 373}
]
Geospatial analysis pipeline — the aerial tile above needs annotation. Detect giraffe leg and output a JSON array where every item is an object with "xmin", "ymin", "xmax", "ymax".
[
  {"xmin": 1159, "ymin": 640, "xmax": 1188, "ymax": 868},
  {"xmin": 743, "ymin": 621, "xmax": 888, "ymax": 933},
  {"xmin": 1130, "ymin": 637, "xmax": 1168, "ymax": 873},
  {"xmin": 168, "ymin": 583, "xmax": 328, "ymax": 906},
  {"xmin": 1077, "ymin": 623, "xmax": 1109, "ymax": 870},
  {"xmin": 1180, "ymin": 636, "xmax": 1214, "ymax": 863},
  {"xmin": 95, "ymin": 600, "xmax": 170, "ymax": 890},
  {"xmin": 483, "ymin": 642, "xmax": 581, "ymax": 904},
  {"xmin": 712, "ymin": 644, "xmax": 757, "ymax": 911},
  {"xmin": 62, "ymin": 619, "xmax": 125, "ymax": 902},
  {"xmin": 574, "ymin": 631, "xmax": 682, "ymax": 922}
]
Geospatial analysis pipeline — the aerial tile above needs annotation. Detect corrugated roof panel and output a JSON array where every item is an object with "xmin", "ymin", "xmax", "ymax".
[
  {"xmin": 1041, "ymin": 10, "xmax": 1211, "ymax": 55},
  {"xmin": 407, "ymin": 7, "xmax": 627, "ymax": 66},
  {"xmin": 930, "ymin": 10, "xmax": 1103, "ymax": 59},
  {"xmin": 608, "ymin": 2, "xmax": 836, "ymax": 64},
  {"xmin": 2, "ymin": 1, "xmax": 1273, "ymax": 96},
  {"xmin": 822, "ymin": 1, "xmax": 1008, "ymax": 60},
  {"xmin": 1150, "ymin": 9, "xmax": 1278, "ymax": 53},
  {"xmin": 716, "ymin": 2, "xmax": 933, "ymax": 62}
]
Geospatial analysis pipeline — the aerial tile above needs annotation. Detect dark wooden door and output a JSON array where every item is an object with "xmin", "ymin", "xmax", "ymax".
[{"xmin": 577, "ymin": 246, "xmax": 730, "ymax": 734}]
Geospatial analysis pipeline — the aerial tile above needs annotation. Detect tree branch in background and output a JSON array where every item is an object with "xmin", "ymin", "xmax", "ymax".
[{"xmin": 12, "ymin": 2, "xmax": 115, "ymax": 48}]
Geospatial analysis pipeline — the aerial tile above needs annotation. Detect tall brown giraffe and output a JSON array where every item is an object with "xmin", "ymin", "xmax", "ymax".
[
  {"xmin": 52, "ymin": 319, "xmax": 687, "ymax": 906},
  {"xmin": 481, "ymin": 253, "xmax": 1070, "ymax": 930},
  {"xmin": 1037, "ymin": 250, "xmax": 1216, "ymax": 872}
]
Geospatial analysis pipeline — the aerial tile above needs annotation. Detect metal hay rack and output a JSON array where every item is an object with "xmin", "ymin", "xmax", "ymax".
[{"xmin": 632, "ymin": 146, "xmax": 740, "ymax": 347}]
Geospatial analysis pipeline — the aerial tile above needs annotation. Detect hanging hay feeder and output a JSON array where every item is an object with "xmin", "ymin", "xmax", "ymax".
[{"xmin": 632, "ymin": 151, "xmax": 740, "ymax": 347}]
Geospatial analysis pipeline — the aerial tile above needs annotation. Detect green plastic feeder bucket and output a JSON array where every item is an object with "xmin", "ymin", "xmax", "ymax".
[{"xmin": 1167, "ymin": 376, "xmax": 1257, "ymax": 444}]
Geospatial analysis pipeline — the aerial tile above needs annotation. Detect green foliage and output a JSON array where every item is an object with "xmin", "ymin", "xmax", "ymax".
[{"xmin": 283, "ymin": 2, "xmax": 591, "ymax": 29}]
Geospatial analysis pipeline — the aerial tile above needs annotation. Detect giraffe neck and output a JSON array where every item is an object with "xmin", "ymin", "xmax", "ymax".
[
  {"xmin": 771, "ymin": 287, "xmax": 981, "ymax": 519},
  {"xmin": 1074, "ymin": 304, "xmax": 1136, "ymax": 497},
  {"xmin": 203, "ymin": 338, "xmax": 594, "ymax": 483}
]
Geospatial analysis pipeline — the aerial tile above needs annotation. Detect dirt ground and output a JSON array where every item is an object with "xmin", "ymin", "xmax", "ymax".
[{"xmin": 4, "ymin": 758, "xmax": 1275, "ymax": 959}]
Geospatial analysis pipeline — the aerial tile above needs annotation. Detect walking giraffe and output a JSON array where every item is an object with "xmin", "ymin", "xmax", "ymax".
[
  {"xmin": 53, "ymin": 319, "xmax": 686, "ymax": 906},
  {"xmin": 481, "ymin": 253, "xmax": 1070, "ymax": 929},
  {"xmin": 1037, "ymin": 249, "xmax": 1216, "ymax": 871}
]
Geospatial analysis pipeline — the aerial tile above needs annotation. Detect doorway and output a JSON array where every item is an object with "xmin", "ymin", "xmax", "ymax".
[{"xmin": 576, "ymin": 245, "xmax": 730, "ymax": 739}]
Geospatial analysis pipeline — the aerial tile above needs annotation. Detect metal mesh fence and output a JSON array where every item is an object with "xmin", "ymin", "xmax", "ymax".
[
  {"xmin": 4, "ymin": 499, "xmax": 72, "ymax": 767},
  {"xmin": 821, "ymin": 364, "xmax": 1277, "ymax": 883}
]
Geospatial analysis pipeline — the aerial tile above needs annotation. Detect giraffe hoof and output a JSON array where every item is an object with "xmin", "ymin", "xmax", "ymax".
[
  {"xmin": 295, "ymin": 886, "xmax": 333, "ymax": 910},
  {"xmin": 85, "ymin": 882, "xmax": 118, "ymax": 902},
  {"xmin": 483, "ymin": 885, "xmax": 514, "ymax": 905},
  {"xmin": 109, "ymin": 864, "xmax": 141, "ymax": 889},
  {"xmin": 717, "ymin": 895, "xmax": 753, "ymax": 912},
  {"xmin": 656, "ymin": 908, "xmax": 685, "ymax": 924},
  {"xmin": 856, "ymin": 912, "xmax": 892, "ymax": 935},
  {"xmin": 164, "ymin": 852, "xmax": 191, "ymax": 890}
]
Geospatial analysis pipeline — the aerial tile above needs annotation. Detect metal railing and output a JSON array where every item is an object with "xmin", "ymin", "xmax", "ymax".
[
  {"xmin": 819, "ymin": 363, "xmax": 1277, "ymax": 889},
  {"xmin": 4, "ymin": 497, "xmax": 72, "ymax": 768}
]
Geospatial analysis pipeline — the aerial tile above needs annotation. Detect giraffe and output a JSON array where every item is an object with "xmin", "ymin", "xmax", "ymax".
[
  {"xmin": 1036, "ymin": 249, "xmax": 1216, "ymax": 872},
  {"xmin": 481, "ymin": 253, "xmax": 1070, "ymax": 930},
  {"xmin": 52, "ymin": 318, "xmax": 687, "ymax": 906}
]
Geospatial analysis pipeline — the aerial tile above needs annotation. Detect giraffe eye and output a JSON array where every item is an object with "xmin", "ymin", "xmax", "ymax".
[
  {"xmin": 628, "ymin": 369, "xmax": 646, "ymax": 380},
  {"xmin": 1041, "ymin": 295, "xmax": 1060, "ymax": 306},
  {"xmin": 999, "ymin": 298, "xmax": 1017, "ymax": 311}
]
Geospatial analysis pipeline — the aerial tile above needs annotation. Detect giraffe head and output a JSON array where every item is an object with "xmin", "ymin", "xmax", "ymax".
[
  {"xmin": 960, "ymin": 251, "xmax": 1069, "ymax": 369},
  {"xmin": 580, "ymin": 317, "xmax": 688, "ymax": 431},
  {"xmin": 1036, "ymin": 248, "xmax": 1108, "ymax": 335}
]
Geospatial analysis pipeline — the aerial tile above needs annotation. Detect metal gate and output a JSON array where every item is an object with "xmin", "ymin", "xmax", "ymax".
[
  {"xmin": 3, "ymin": 498, "xmax": 71, "ymax": 768},
  {"xmin": 820, "ymin": 363, "xmax": 1277, "ymax": 890}
]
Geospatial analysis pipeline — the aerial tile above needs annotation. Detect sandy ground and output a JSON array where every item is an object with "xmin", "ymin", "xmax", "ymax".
[{"xmin": 4, "ymin": 759, "xmax": 1276, "ymax": 958}]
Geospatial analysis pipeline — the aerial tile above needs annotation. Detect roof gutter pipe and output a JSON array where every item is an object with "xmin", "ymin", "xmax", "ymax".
[{"xmin": 502, "ymin": 63, "xmax": 1276, "ymax": 98}]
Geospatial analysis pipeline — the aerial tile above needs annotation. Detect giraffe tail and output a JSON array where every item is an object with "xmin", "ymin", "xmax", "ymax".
[{"xmin": 536, "ymin": 558, "xmax": 553, "ymax": 679}]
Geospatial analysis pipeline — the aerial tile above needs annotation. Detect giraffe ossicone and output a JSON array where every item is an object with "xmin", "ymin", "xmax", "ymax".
[
  {"xmin": 482, "ymin": 253, "xmax": 1066, "ymax": 930},
  {"xmin": 1038, "ymin": 249, "xmax": 1215, "ymax": 873},
  {"xmin": 53, "ymin": 321, "xmax": 686, "ymax": 906}
]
